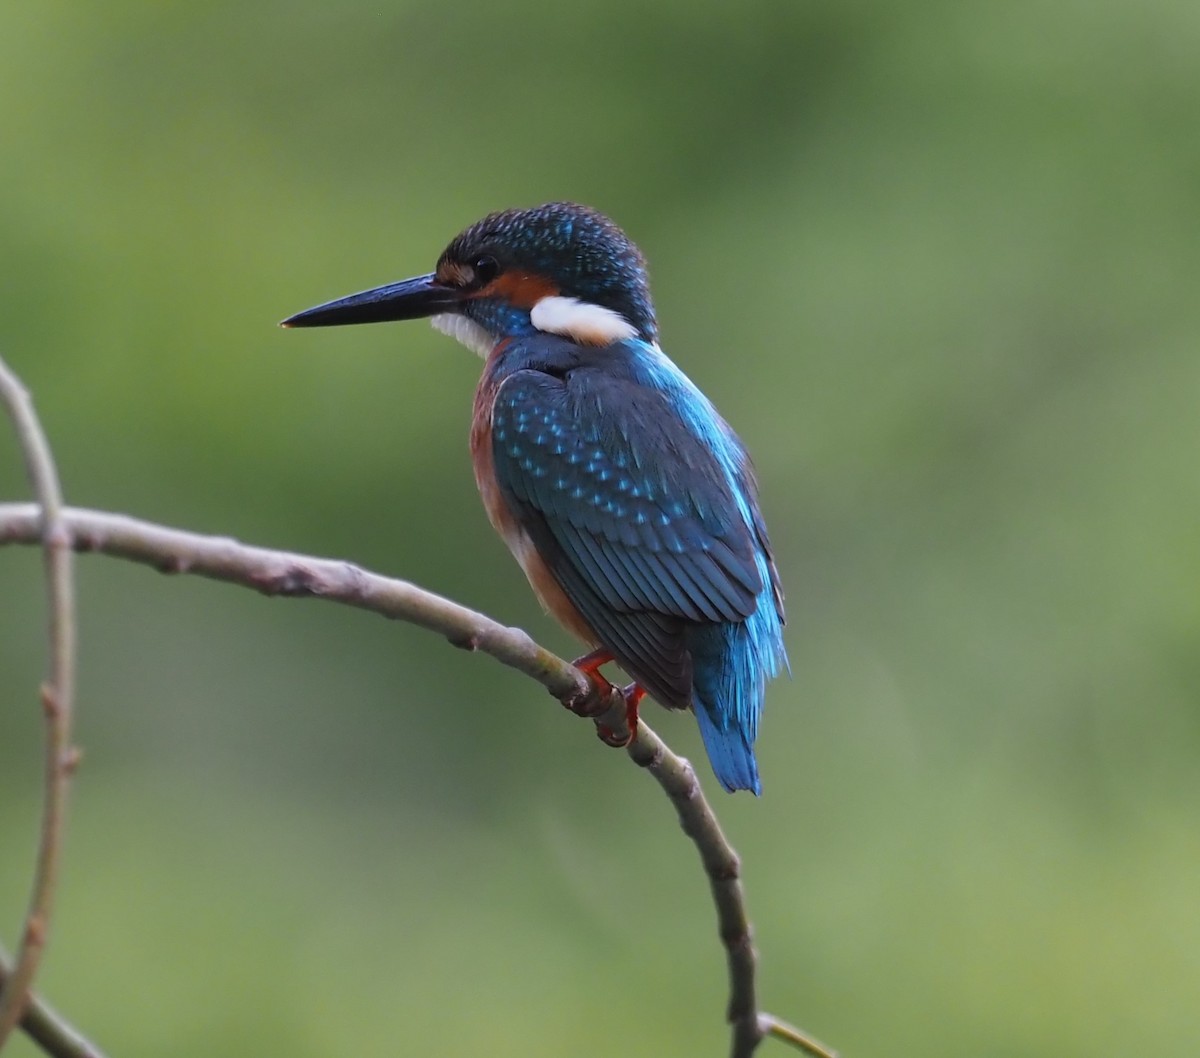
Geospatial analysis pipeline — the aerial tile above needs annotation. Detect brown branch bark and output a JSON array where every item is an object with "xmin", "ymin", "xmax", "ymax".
[
  {"xmin": 0, "ymin": 501, "xmax": 835, "ymax": 1058},
  {"xmin": 0, "ymin": 357, "xmax": 79, "ymax": 1053},
  {"xmin": 0, "ymin": 947, "xmax": 107, "ymax": 1058}
]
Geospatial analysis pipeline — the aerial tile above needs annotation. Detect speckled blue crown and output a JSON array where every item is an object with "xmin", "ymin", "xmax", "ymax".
[{"xmin": 441, "ymin": 202, "xmax": 658, "ymax": 341}]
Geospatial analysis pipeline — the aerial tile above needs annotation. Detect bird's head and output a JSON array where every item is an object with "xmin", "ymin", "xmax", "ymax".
[{"xmin": 282, "ymin": 202, "xmax": 657, "ymax": 353}]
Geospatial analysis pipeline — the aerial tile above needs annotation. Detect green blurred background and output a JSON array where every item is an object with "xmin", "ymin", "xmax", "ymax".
[{"xmin": 2, "ymin": 2, "xmax": 1198, "ymax": 1055}]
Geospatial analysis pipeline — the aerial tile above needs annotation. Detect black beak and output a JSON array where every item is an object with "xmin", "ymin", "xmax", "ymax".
[{"xmin": 280, "ymin": 273, "xmax": 464, "ymax": 328}]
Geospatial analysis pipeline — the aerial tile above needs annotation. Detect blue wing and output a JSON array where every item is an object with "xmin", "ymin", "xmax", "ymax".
[{"xmin": 490, "ymin": 362, "xmax": 765, "ymax": 710}]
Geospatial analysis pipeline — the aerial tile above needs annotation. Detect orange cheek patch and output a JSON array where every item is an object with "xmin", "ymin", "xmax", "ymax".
[{"xmin": 481, "ymin": 271, "xmax": 560, "ymax": 308}]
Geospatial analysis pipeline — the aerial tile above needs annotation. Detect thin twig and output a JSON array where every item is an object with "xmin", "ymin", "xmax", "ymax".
[
  {"xmin": 0, "ymin": 360, "xmax": 78, "ymax": 1052},
  {"xmin": 760, "ymin": 1014, "xmax": 838, "ymax": 1057},
  {"xmin": 626, "ymin": 727, "xmax": 837, "ymax": 1058},
  {"xmin": 0, "ymin": 944, "xmax": 107, "ymax": 1058},
  {"xmin": 0, "ymin": 501, "xmax": 833, "ymax": 1058}
]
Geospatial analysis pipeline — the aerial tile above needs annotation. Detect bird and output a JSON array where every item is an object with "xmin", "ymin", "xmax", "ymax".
[{"xmin": 282, "ymin": 202, "xmax": 786, "ymax": 793}]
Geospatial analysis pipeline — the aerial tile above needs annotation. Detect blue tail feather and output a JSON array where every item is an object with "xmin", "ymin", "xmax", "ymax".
[
  {"xmin": 688, "ymin": 606, "xmax": 785, "ymax": 795},
  {"xmin": 693, "ymin": 691, "xmax": 762, "ymax": 794}
]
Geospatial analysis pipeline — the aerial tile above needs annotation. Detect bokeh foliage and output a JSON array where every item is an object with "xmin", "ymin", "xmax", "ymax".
[{"xmin": 2, "ymin": 2, "xmax": 1199, "ymax": 1055}]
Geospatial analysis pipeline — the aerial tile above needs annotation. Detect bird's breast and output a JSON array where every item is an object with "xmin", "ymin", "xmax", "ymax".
[{"xmin": 469, "ymin": 362, "xmax": 517, "ymax": 546}]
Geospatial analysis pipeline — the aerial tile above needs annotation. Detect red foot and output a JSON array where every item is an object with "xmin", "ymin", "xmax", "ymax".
[
  {"xmin": 570, "ymin": 649, "xmax": 643, "ymax": 746},
  {"xmin": 572, "ymin": 647, "xmax": 615, "ymax": 683},
  {"xmin": 568, "ymin": 648, "xmax": 617, "ymax": 714}
]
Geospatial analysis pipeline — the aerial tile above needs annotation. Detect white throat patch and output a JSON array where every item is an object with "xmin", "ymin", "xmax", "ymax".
[
  {"xmin": 530, "ymin": 295, "xmax": 637, "ymax": 346},
  {"xmin": 430, "ymin": 313, "xmax": 494, "ymax": 359}
]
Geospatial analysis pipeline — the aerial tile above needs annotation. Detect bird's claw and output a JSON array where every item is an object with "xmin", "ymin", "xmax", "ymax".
[
  {"xmin": 596, "ymin": 682, "xmax": 644, "ymax": 747},
  {"xmin": 569, "ymin": 649, "xmax": 643, "ymax": 746},
  {"xmin": 565, "ymin": 648, "xmax": 615, "ymax": 718}
]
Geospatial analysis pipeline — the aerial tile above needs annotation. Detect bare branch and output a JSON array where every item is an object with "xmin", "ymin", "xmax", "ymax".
[
  {"xmin": 760, "ymin": 1014, "xmax": 839, "ymax": 1057},
  {"xmin": 0, "ymin": 359, "xmax": 79, "ymax": 1052},
  {"xmin": 18, "ymin": 993, "xmax": 107, "ymax": 1058},
  {"xmin": 0, "ymin": 501, "xmax": 833, "ymax": 1058},
  {"xmin": 625, "ymin": 728, "xmax": 837, "ymax": 1058},
  {"xmin": 0, "ymin": 943, "xmax": 107, "ymax": 1058}
]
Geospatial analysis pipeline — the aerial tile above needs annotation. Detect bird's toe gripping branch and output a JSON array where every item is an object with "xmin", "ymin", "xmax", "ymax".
[{"xmin": 567, "ymin": 649, "xmax": 643, "ymax": 747}]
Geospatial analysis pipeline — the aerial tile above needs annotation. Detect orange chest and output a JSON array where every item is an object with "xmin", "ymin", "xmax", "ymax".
[{"xmin": 469, "ymin": 363, "xmax": 510, "ymax": 540}]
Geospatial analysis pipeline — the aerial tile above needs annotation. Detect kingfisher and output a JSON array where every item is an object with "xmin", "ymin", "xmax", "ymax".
[{"xmin": 282, "ymin": 203, "xmax": 786, "ymax": 793}]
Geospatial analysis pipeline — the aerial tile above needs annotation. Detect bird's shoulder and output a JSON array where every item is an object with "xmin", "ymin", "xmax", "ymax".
[{"xmin": 489, "ymin": 335, "xmax": 738, "ymax": 457}]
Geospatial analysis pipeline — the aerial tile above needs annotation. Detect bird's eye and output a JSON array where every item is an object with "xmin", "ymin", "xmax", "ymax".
[{"xmin": 473, "ymin": 255, "xmax": 500, "ymax": 286}]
